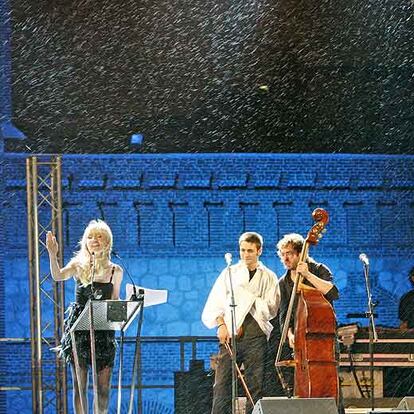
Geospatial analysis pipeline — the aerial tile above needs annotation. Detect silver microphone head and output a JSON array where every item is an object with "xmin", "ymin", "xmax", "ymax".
[
  {"xmin": 224, "ymin": 253, "xmax": 232, "ymax": 266},
  {"xmin": 359, "ymin": 253, "xmax": 369, "ymax": 266}
]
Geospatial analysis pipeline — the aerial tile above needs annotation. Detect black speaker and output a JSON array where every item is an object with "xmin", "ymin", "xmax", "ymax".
[
  {"xmin": 252, "ymin": 397, "xmax": 337, "ymax": 414},
  {"xmin": 398, "ymin": 397, "xmax": 414, "ymax": 410},
  {"xmin": 384, "ymin": 368, "xmax": 414, "ymax": 397},
  {"xmin": 174, "ymin": 360, "xmax": 213, "ymax": 414}
]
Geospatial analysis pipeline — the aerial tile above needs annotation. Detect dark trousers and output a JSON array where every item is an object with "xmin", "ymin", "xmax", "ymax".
[{"xmin": 211, "ymin": 335, "xmax": 267, "ymax": 414}]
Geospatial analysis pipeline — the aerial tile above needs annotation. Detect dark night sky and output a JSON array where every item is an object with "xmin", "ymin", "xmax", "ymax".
[{"xmin": 7, "ymin": 0, "xmax": 414, "ymax": 154}]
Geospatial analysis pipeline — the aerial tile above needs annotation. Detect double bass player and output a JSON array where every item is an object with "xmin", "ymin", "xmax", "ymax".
[
  {"xmin": 275, "ymin": 228, "xmax": 344, "ymax": 414},
  {"xmin": 276, "ymin": 232, "xmax": 339, "ymax": 349}
]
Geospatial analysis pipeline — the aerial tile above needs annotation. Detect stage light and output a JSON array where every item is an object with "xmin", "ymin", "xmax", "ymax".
[{"xmin": 130, "ymin": 133, "xmax": 143, "ymax": 146}]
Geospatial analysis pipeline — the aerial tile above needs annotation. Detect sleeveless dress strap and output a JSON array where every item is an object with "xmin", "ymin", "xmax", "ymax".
[{"xmin": 110, "ymin": 266, "xmax": 115, "ymax": 283}]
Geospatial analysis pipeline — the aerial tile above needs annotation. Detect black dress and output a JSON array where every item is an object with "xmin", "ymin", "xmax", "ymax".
[{"xmin": 59, "ymin": 271, "xmax": 117, "ymax": 371}]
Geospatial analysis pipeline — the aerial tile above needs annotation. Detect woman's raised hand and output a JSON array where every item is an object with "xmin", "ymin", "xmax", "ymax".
[{"xmin": 46, "ymin": 231, "xmax": 59, "ymax": 256}]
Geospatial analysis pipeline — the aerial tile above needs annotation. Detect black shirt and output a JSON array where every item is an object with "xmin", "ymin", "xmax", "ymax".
[
  {"xmin": 278, "ymin": 258, "xmax": 339, "ymax": 330},
  {"xmin": 399, "ymin": 290, "xmax": 414, "ymax": 328},
  {"xmin": 241, "ymin": 268, "xmax": 265, "ymax": 339}
]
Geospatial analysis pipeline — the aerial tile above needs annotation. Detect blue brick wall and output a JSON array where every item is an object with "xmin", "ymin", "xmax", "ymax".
[
  {"xmin": 2, "ymin": 152, "xmax": 414, "ymax": 412},
  {"xmin": 4, "ymin": 153, "xmax": 414, "ymax": 331}
]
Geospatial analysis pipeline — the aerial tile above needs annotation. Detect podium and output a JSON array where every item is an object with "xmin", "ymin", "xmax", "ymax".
[{"xmin": 69, "ymin": 297, "xmax": 143, "ymax": 414}]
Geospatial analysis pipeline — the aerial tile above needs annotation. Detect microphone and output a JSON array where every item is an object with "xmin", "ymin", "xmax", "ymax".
[
  {"xmin": 112, "ymin": 250, "xmax": 141, "ymax": 301},
  {"xmin": 224, "ymin": 253, "xmax": 232, "ymax": 266},
  {"xmin": 359, "ymin": 253, "xmax": 369, "ymax": 266}
]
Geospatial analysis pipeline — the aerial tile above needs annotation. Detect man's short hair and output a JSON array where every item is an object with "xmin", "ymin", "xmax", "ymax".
[
  {"xmin": 276, "ymin": 233, "xmax": 304, "ymax": 256},
  {"xmin": 239, "ymin": 232, "xmax": 263, "ymax": 250}
]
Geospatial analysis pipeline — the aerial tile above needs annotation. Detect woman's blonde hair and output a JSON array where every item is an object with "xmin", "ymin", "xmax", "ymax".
[{"xmin": 73, "ymin": 219, "xmax": 113, "ymax": 286}]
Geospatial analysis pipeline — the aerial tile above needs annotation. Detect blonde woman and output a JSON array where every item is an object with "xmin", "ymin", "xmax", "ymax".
[{"xmin": 46, "ymin": 220, "xmax": 123, "ymax": 414}]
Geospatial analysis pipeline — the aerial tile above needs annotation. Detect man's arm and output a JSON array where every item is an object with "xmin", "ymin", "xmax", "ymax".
[
  {"xmin": 298, "ymin": 261, "xmax": 339, "ymax": 301},
  {"xmin": 201, "ymin": 269, "xmax": 227, "ymax": 329},
  {"xmin": 251, "ymin": 271, "xmax": 280, "ymax": 321},
  {"xmin": 400, "ymin": 321, "xmax": 409, "ymax": 330},
  {"xmin": 215, "ymin": 315, "xmax": 230, "ymax": 343},
  {"xmin": 201, "ymin": 270, "xmax": 232, "ymax": 343}
]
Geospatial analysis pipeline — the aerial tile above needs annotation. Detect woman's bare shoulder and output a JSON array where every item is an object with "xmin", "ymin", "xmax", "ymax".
[{"xmin": 110, "ymin": 262, "xmax": 123, "ymax": 274}]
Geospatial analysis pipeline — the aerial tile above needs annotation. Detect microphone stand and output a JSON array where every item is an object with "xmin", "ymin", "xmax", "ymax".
[
  {"xmin": 112, "ymin": 251, "xmax": 139, "ymax": 301},
  {"xmin": 90, "ymin": 252, "xmax": 97, "ymax": 298},
  {"xmin": 128, "ymin": 289, "xmax": 145, "ymax": 414},
  {"xmin": 362, "ymin": 260, "xmax": 378, "ymax": 412},
  {"xmin": 226, "ymin": 258, "xmax": 238, "ymax": 414}
]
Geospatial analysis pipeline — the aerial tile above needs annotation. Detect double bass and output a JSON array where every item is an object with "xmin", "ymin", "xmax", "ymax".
[{"xmin": 275, "ymin": 208, "xmax": 339, "ymax": 400}]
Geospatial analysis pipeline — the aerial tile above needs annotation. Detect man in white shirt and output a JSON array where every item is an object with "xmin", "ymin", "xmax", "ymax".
[{"xmin": 202, "ymin": 232, "xmax": 280, "ymax": 414}]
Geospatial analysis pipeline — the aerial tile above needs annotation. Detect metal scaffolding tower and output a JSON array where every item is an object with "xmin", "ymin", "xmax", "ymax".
[{"xmin": 26, "ymin": 155, "xmax": 67, "ymax": 414}]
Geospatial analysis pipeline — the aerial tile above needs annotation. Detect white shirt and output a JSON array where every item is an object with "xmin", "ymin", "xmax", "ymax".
[{"xmin": 201, "ymin": 260, "xmax": 280, "ymax": 339}]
